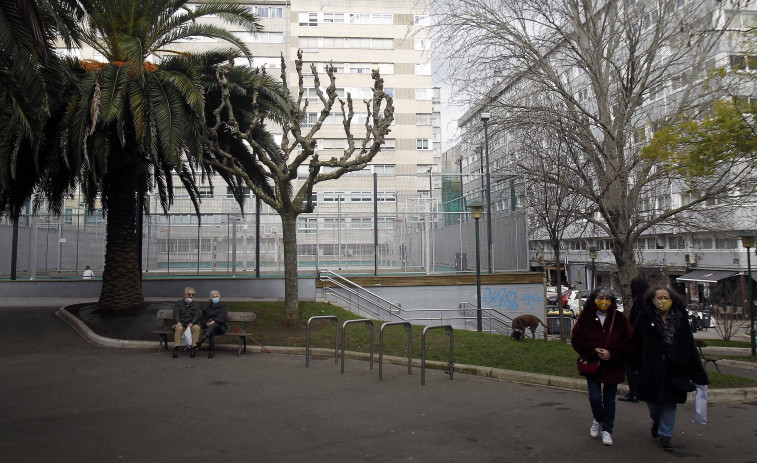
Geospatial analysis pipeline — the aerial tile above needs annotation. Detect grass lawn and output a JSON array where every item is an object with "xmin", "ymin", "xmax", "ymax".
[
  {"xmin": 699, "ymin": 339, "xmax": 753, "ymax": 348},
  {"xmin": 721, "ymin": 355, "xmax": 757, "ymax": 363},
  {"xmin": 225, "ymin": 301, "xmax": 757, "ymax": 390}
]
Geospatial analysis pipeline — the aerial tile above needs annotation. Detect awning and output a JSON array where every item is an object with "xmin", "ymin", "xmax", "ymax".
[{"xmin": 676, "ymin": 270, "xmax": 737, "ymax": 284}]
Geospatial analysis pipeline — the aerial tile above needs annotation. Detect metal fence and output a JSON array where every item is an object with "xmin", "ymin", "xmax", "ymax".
[{"xmin": 0, "ymin": 173, "xmax": 528, "ymax": 279}]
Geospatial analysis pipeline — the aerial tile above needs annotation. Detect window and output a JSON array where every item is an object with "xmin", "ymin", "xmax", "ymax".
[
  {"xmin": 319, "ymin": 139, "xmax": 346, "ymax": 150},
  {"xmin": 198, "ymin": 186, "xmax": 213, "ymax": 198},
  {"xmin": 715, "ymin": 238, "xmax": 738, "ymax": 249},
  {"xmin": 350, "ymin": 218, "xmax": 373, "ymax": 229},
  {"xmin": 414, "ymin": 15, "xmax": 431, "ymax": 25},
  {"xmin": 299, "ymin": 12, "xmax": 318, "ymax": 26},
  {"xmin": 730, "ymin": 55, "xmax": 757, "ymax": 71},
  {"xmin": 416, "ymin": 113, "xmax": 432, "ymax": 125},
  {"xmin": 734, "ymin": 96, "xmax": 757, "ymax": 114},
  {"xmin": 692, "ymin": 237, "xmax": 713, "ymax": 249},
  {"xmin": 226, "ymin": 187, "xmax": 250, "ymax": 198},
  {"xmin": 415, "ymin": 88, "xmax": 433, "ymax": 100},
  {"xmin": 322, "ymin": 192, "xmax": 345, "ymax": 202},
  {"xmin": 377, "ymin": 191, "xmax": 396, "ymax": 202},
  {"xmin": 298, "ymin": 217, "xmax": 318, "ymax": 233},
  {"xmin": 382, "ymin": 139, "xmax": 395, "ymax": 150},
  {"xmin": 323, "ymin": 13, "xmax": 345, "ymax": 23},
  {"xmin": 668, "ymin": 236, "xmax": 686, "ymax": 250},
  {"xmin": 415, "ymin": 63, "xmax": 432, "ymax": 75},
  {"xmin": 416, "ymin": 139, "xmax": 432, "ymax": 150},
  {"xmin": 256, "ymin": 7, "xmax": 283, "ymax": 18},
  {"xmin": 349, "ymin": 191, "xmax": 372, "ymax": 202},
  {"xmin": 414, "ymin": 39, "xmax": 430, "ymax": 50}
]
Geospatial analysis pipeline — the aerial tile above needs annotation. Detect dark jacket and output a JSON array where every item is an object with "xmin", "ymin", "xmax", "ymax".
[
  {"xmin": 201, "ymin": 302, "xmax": 228, "ymax": 334},
  {"xmin": 630, "ymin": 303, "xmax": 709, "ymax": 404},
  {"xmin": 571, "ymin": 306, "xmax": 634, "ymax": 384},
  {"xmin": 173, "ymin": 300, "xmax": 200, "ymax": 326}
]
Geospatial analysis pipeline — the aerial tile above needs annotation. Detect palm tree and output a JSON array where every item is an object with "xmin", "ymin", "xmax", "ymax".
[{"xmin": 50, "ymin": 0, "xmax": 262, "ymax": 313}]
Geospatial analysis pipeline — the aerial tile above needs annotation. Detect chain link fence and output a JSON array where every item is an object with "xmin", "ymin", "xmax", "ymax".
[{"xmin": 0, "ymin": 173, "xmax": 528, "ymax": 279}]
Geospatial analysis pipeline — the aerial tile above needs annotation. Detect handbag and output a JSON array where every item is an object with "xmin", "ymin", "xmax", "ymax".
[{"xmin": 577, "ymin": 311, "xmax": 616, "ymax": 377}]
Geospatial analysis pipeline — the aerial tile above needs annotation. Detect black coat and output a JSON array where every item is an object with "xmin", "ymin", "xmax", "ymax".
[
  {"xmin": 571, "ymin": 306, "xmax": 634, "ymax": 384},
  {"xmin": 201, "ymin": 303, "xmax": 228, "ymax": 334},
  {"xmin": 630, "ymin": 303, "xmax": 709, "ymax": 404}
]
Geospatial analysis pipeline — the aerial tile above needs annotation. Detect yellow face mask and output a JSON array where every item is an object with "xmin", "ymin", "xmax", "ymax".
[
  {"xmin": 655, "ymin": 299, "xmax": 672, "ymax": 312},
  {"xmin": 595, "ymin": 299, "xmax": 611, "ymax": 312}
]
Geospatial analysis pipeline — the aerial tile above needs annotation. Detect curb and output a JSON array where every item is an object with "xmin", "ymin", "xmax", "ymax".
[{"xmin": 57, "ymin": 307, "xmax": 757, "ymax": 402}]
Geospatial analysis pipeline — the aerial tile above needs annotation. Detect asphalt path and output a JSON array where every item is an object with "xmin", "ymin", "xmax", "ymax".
[{"xmin": 1, "ymin": 302, "xmax": 756, "ymax": 463}]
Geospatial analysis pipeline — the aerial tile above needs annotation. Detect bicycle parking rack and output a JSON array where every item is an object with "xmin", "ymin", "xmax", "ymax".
[
  {"xmin": 379, "ymin": 321, "xmax": 413, "ymax": 380},
  {"xmin": 306, "ymin": 316, "xmax": 339, "ymax": 368},
  {"xmin": 421, "ymin": 325, "xmax": 454, "ymax": 386},
  {"xmin": 341, "ymin": 319, "xmax": 374, "ymax": 374}
]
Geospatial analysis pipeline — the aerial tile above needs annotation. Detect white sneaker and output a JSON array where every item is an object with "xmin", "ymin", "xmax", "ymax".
[
  {"xmin": 590, "ymin": 420, "xmax": 601, "ymax": 438},
  {"xmin": 602, "ymin": 431, "xmax": 613, "ymax": 446}
]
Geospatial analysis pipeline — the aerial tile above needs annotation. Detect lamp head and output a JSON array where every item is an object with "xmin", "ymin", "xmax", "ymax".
[
  {"xmin": 467, "ymin": 201, "xmax": 484, "ymax": 219},
  {"xmin": 589, "ymin": 246, "xmax": 597, "ymax": 260},
  {"xmin": 741, "ymin": 231, "xmax": 756, "ymax": 248},
  {"xmin": 480, "ymin": 112, "xmax": 490, "ymax": 121}
]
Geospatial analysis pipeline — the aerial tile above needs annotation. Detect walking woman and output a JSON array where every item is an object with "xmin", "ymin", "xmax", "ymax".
[
  {"xmin": 571, "ymin": 287, "xmax": 634, "ymax": 446},
  {"xmin": 196, "ymin": 289, "xmax": 228, "ymax": 358},
  {"xmin": 631, "ymin": 286, "xmax": 708, "ymax": 452}
]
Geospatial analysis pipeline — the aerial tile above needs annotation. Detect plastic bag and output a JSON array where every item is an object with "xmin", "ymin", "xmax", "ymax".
[
  {"xmin": 181, "ymin": 326, "xmax": 193, "ymax": 346},
  {"xmin": 693, "ymin": 384, "xmax": 707, "ymax": 424}
]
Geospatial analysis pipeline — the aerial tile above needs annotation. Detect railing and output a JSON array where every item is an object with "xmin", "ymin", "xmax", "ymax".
[
  {"xmin": 319, "ymin": 269, "xmax": 405, "ymax": 321},
  {"xmin": 458, "ymin": 302, "xmax": 515, "ymax": 335},
  {"xmin": 379, "ymin": 322, "xmax": 413, "ymax": 381},
  {"xmin": 306, "ymin": 316, "xmax": 340, "ymax": 368},
  {"xmin": 421, "ymin": 325, "xmax": 454, "ymax": 386},
  {"xmin": 341, "ymin": 319, "xmax": 374, "ymax": 374}
]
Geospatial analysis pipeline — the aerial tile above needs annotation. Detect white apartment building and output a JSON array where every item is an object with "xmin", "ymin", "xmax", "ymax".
[{"xmin": 451, "ymin": 2, "xmax": 757, "ymax": 309}]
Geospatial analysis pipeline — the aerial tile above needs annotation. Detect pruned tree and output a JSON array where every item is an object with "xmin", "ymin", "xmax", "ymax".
[
  {"xmin": 206, "ymin": 50, "xmax": 395, "ymax": 326},
  {"xmin": 434, "ymin": 0, "xmax": 757, "ymax": 307}
]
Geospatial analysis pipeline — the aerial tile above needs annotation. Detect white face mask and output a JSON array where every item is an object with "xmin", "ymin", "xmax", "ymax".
[
  {"xmin": 212, "ymin": 297, "xmax": 220, "ymax": 304},
  {"xmin": 184, "ymin": 298, "xmax": 193, "ymax": 304}
]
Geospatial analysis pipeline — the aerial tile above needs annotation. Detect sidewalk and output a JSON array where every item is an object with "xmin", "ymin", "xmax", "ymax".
[{"xmin": 2, "ymin": 302, "xmax": 757, "ymax": 462}]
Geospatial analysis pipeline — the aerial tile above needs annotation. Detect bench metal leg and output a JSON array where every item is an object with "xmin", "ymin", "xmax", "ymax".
[{"xmin": 158, "ymin": 335, "xmax": 168, "ymax": 352}]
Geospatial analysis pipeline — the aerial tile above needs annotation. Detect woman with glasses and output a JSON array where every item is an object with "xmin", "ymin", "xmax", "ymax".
[
  {"xmin": 196, "ymin": 290, "xmax": 228, "ymax": 358},
  {"xmin": 571, "ymin": 287, "xmax": 634, "ymax": 446},
  {"xmin": 631, "ymin": 286, "xmax": 708, "ymax": 452}
]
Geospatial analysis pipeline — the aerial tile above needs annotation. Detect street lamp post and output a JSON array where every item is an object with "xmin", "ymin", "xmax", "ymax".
[
  {"xmin": 741, "ymin": 231, "xmax": 756, "ymax": 356},
  {"xmin": 468, "ymin": 202, "xmax": 484, "ymax": 332},
  {"xmin": 589, "ymin": 246, "xmax": 597, "ymax": 291},
  {"xmin": 480, "ymin": 112, "xmax": 493, "ymax": 274}
]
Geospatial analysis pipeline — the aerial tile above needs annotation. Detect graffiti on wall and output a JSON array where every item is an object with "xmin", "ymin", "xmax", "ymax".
[{"xmin": 482, "ymin": 287, "xmax": 543, "ymax": 311}]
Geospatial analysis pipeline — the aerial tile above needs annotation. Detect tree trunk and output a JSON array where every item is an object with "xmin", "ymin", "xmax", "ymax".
[
  {"xmin": 281, "ymin": 211, "xmax": 300, "ymax": 326},
  {"xmin": 612, "ymin": 239, "xmax": 639, "ymax": 312},
  {"xmin": 553, "ymin": 244, "xmax": 567, "ymax": 342},
  {"xmin": 98, "ymin": 146, "xmax": 145, "ymax": 314}
]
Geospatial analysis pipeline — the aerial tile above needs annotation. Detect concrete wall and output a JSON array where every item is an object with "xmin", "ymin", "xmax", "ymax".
[{"xmin": 0, "ymin": 277, "xmax": 315, "ymax": 300}]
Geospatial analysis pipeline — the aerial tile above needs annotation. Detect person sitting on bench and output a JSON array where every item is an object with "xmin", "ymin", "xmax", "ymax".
[
  {"xmin": 196, "ymin": 290, "xmax": 227, "ymax": 358},
  {"xmin": 172, "ymin": 287, "xmax": 201, "ymax": 358}
]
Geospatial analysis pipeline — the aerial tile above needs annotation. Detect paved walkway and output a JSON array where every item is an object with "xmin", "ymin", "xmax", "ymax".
[{"xmin": 1, "ymin": 300, "xmax": 757, "ymax": 463}]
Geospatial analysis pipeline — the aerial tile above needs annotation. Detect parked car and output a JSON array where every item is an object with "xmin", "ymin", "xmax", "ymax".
[
  {"xmin": 546, "ymin": 285, "xmax": 570, "ymax": 305},
  {"xmin": 547, "ymin": 305, "xmax": 575, "ymax": 318},
  {"xmin": 567, "ymin": 289, "xmax": 589, "ymax": 314}
]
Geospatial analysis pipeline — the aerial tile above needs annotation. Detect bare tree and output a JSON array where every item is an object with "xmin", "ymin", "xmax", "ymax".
[
  {"xmin": 206, "ymin": 50, "xmax": 395, "ymax": 325},
  {"xmin": 434, "ymin": 0, "xmax": 757, "ymax": 306}
]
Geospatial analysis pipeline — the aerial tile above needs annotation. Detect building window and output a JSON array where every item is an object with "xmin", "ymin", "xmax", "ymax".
[
  {"xmin": 715, "ymin": 238, "xmax": 738, "ymax": 249},
  {"xmin": 730, "ymin": 54, "xmax": 757, "ymax": 71},
  {"xmin": 692, "ymin": 237, "xmax": 713, "ymax": 249},
  {"xmin": 372, "ymin": 164, "xmax": 396, "ymax": 175},
  {"xmin": 416, "ymin": 139, "xmax": 432, "ymax": 150},
  {"xmin": 382, "ymin": 139, "xmax": 395, "ymax": 150},
  {"xmin": 668, "ymin": 236, "xmax": 686, "ymax": 250},
  {"xmin": 415, "ymin": 88, "xmax": 433, "ymax": 100},
  {"xmin": 257, "ymin": 7, "xmax": 283, "ymax": 18},
  {"xmin": 198, "ymin": 186, "xmax": 213, "ymax": 198},
  {"xmin": 416, "ymin": 113, "xmax": 432, "ymax": 125},
  {"xmin": 414, "ymin": 39, "xmax": 430, "ymax": 50},
  {"xmin": 415, "ymin": 63, "xmax": 432, "ymax": 75},
  {"xmin": 299, "ymin": 12, "xmax": 318, "ymax": 26},
  {"xmin": 323, "ymin": 12, "xmax": 345, "ymax": 23},
  {"xmin": 298, "ymin": 217, "xmax": 318, "ymax": 233}
]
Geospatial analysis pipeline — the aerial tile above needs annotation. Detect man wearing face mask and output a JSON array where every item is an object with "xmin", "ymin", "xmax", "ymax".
[
  {"xmin": 571, "ymin": 287, "xmax": 634, "ymax": 447},
  {"xmin": 172, "ymin": 287, "xmax": 201, "ymax": 358},
  {"xmin": 196, "ymin": 289, "xmax": 228, "ymax": 358},
  {"xmin": 630, "ymin": 286, "xmax": 708, "ymax": 452}
]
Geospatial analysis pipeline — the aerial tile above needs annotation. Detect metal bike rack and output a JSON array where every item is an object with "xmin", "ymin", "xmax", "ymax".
[
  {"xmin": 379, "ymin": 322, "xmax": 413, "ymax": 380},
  {"xmin": 341, "ymin": 319, "xmax": 374, "ymax": 374},
  {"xmin": 421, "ymin": 325, "xmax": 454, "ymax": 386},
  {"xmin": 306, "ymin": 316, "xmax": 339, "ymax": 368}
]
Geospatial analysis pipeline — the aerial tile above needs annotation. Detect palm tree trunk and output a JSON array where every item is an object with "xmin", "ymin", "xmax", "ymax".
[
  {"xmin": 281, "ymin": 211, "xmax": 299, "ymax": 326},
  {"xmin": 98, "ymin": 146, "xmax": 145, "ymax": 314}
]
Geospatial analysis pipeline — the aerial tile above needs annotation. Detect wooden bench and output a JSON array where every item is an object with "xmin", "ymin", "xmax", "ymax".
[
  {"xmin": 695, "ymin": 340, "xmax": 721, "ymax": 373},
  {"xmin": 154, "ymin": 309, "xmax": 268, "ymax": 355}
]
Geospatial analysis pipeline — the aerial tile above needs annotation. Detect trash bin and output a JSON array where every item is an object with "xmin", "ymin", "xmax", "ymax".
[
  {"xmin": 547, "ymin": 315, "xmax": 573, "ymax": 335},
  {"xmin": 455, "ymin": 252, "xmax": 468, "ymax": 271}
]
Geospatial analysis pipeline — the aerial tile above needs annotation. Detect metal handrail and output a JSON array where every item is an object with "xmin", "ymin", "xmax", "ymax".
[
  {"xmin": 323, "ymin": 286, "xmax": 382, "ymax": 319},
  {"xmin": 421, "ymin": 325, "xmax": 454, "ymax": 386},
  {"xmin": 306, "ymin": 316, "xmax": 339, "ymax": 368},
  {"xmin": 319, "ymin": 269, "xmax": 404, "ymax": 317},
  {"xmin": 379, "ymin": 322, "xmax": 413, "ymax": 380},
  {"xmin": 341, "ymin": 319, "xmax": 374, "ymax": 374}
]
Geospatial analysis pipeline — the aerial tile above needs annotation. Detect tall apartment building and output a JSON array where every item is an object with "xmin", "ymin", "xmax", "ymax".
[
  {"xmin": 48, "ymin": 0, "xmax": 440, "ymax": 273},
  {"xmin": 451, "ymin": 3, "xmax": 757, "ymax": 308}
]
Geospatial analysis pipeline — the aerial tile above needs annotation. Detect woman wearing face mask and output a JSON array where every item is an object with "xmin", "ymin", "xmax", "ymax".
[
  {"xmin": 571, "ymin": 287, "xmax": 634, "ymax": 446},
  {"xmin": 630, "ymin": 286, "xmax": 708, "ymax": 452},
  {"xmin": 196, "ymin": 289, "xmax": 228, "ymax": 358}
]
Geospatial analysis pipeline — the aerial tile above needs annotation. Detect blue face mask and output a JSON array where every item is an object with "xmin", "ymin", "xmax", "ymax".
[{"xmin": 212, "ymin": 297, "xmax": 220, "ymax": 304}]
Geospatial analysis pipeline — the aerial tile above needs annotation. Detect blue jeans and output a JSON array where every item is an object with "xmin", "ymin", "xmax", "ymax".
[
  {"xmin": 647, "ymin": 402, "xmax": 677, "ymax": 438},
  {"xmin": 587, "ymin": 378, "xmax": 618, "ymax": 434}
]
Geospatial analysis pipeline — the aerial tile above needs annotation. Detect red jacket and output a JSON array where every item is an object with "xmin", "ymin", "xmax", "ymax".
[{"xmin": 571, "ymin": 306, "xmax": 634, "ymax": 384}]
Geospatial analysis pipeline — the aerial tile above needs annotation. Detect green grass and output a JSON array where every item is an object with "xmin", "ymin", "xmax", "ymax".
[
  {"xmin": 216, "ymin": 301, "xmax": 757, "ymax": 389},
  {"xmin": 699, "ymin": 339, "xmax": 753, "ymax": 348},
  {"xmin": 721, "ymin": 355, "xmax": 757, "ymax": 363}
]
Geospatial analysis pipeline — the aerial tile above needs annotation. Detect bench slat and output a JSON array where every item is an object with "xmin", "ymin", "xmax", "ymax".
[{"xmin": 156, "ymin": 309, "xmax": 255, "ymax": 323}]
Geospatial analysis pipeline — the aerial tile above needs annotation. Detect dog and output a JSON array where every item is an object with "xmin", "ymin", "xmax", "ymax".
[
  {"xmin": 510, "ymin": 329, "xmax": 525, "ymax": 341},
  {"xmin": 511, "ymin": 314, "xmax": 547, "ymax": 341}
]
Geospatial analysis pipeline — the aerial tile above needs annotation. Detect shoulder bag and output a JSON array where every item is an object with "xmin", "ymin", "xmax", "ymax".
[{"xmin": 577, "ymin": 311, "xmax": 616, "ymax": 376}]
